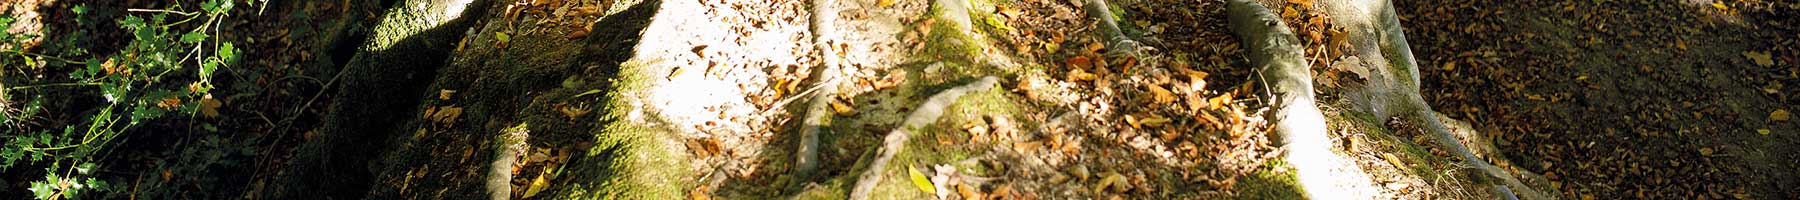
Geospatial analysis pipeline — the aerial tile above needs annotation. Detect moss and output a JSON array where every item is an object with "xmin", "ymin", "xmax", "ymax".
[
  {"xmin": 1235, "ymin": 158, "xmax": 1304, "ymax": 199},
  {"xmin": 550, "ymin": 58, "xmax": 696, "ymax": 199}
]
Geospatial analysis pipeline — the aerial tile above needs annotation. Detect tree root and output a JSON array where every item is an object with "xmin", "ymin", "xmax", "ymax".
[
  {"xmin": 849, "ymin": 77, "xmax": 999, "ymax": 200},
  {"xmin": 1079, "ymin": 0, "xmax": 1148, "ymax": 57},
  {"xmin": 793, "ymin": 0, "xmax": 842, "ymax": 187},
  {"xmin": 1225, "ymin": 0, "xmax": 1382, "ymax": 199}
]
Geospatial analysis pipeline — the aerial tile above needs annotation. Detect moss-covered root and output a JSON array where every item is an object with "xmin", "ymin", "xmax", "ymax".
[
  {"xmin": 1226, "ymin": 0, "xmax": 1382, "ymax": 199},
  {"xmin": 849, "ymin": 76, "xmax": 999, "ymax": 200}
]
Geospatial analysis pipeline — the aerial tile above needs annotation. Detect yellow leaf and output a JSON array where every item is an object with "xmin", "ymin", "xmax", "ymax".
[
  {"xmin": 1711, "ymin": 2, "xmax": 1729, "ymax": 10},
  {"xmin": 1441, "ymin": 61, "xmax": 1456, "ymax": 71},
  {"xmin": 878, "ymin": 0, "xmax": 895, "ymax": 7},
  {"xmin": 523, "ymin": 174, "xmax": 550, "ymax": 198},
  {"xmin": 1699, "ymin": 147, "xmax": 1714, "ymax": 156},
  {"xmin": 1759, "ymin": 129, "xmax": 1772, "ymax": 135},
  {"xmin": 909, "ymin": 165, "xmax": 937, "ymax": 194},
  {"xmin": 1140, "ymin": 116, "xmax": 1171, "ymax": 127},
  {"xmin": 1772, "ymin": 109, "xmax": 1790, "ymax": 122},
  {"xmin": 831, "ymin": 100, "xmax": 856, "ymax": 116},
  {"xmin": 439, "ymin": 90, "xmax": 456, "ymax": 100},
  {"xmin": 1745, "ymin": 51, "xmax": 1774, "ymax": 67}
]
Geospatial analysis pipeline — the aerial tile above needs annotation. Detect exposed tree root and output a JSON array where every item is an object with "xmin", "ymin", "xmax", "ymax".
[
  {"xmin": 1225, "ymin": 0, "xmax": 1382, "ymax": 199},
  {"xmin": 1225, "ymin": 0, "xmax": 1552, "ymax": 198},
  {"xmin": 1312, "ymin": 0, "xmax": 1548, "ymax": 198},
  {"xmin": 849, "ymin": 77, "xmax": 999, "ymax": 200},
  {"xmin": 1079, "ymin": 0, "xmax": 1146, "ymax": 57},
  {"xmin": 793, "ymin": 0, "xmax": 842, "ymax": 186}
]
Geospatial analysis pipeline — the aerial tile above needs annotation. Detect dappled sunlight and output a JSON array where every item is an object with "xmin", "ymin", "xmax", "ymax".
[{"xmin": 0, "ymin": 0, "xmax": 58, "ymax": 50}]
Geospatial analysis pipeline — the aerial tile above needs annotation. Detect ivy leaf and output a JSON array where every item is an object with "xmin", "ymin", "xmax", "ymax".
[
  {"xmin": 218, "ymin": 42, "xmax": 237, "ymax": 63},
  {"xmin": 72, "ymin": 4, "xmax": 90, "ymax": 15},
  {"xmin": 181, "ymin": 31, "xmax": 208, "ymax": 44},
  {"xmin": 29, "ymin": 181, "xmax": 55, "ymax": 199},
  {"xmin": 76, "ymin": 162, "xmax": 98, "ymax": 174}
]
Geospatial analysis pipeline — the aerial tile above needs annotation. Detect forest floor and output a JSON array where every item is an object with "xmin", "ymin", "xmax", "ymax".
[
  {"xmin": 1391, "ymin": 0, "xmax": 1800, "ymax": 199},
  {"xmin": 2, "ymin": 0, "xmax": 1796, "ymax": 199}
]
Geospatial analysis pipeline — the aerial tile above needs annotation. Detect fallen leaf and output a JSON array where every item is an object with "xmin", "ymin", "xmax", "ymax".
[
  {"xmin": 1067, "ymin": 56, "xmax": 1093, "ymax": 70},
  {"xmin": 1699, "ymin": 147, "xmax": 1714, "ymax": 156},
  {"xmin": 958, "ymin": 183, "xmax": 983, "ymax": 200},
  {"xmin": 1067, "ymin": 69, "xmax": 1097, "ymax": 81},
  {"xmin": 1094, "ymin": 172, "xmax": 1127, "ymax": 193},
  {"xmin": 433, "ymin": 106, "xmax": 464, "ymax": 124},
  {"xmin": 1759, "ymin": 129, "xmax": 1772, "ymax": 135},
  {"xmin": 1442, "ymin": 61, "xmax": 1456, "ymax": 71},
  {"xmin": 692, "ymin": 45, "xmax": 709, "ymax": 58},
  {"xmin": 522, "ymin": 174, "xmax": 549, "ymax": 198},
  {"xmin": 439, "ymin": 90, "xmax": 456, "ymax": 100},
  {"xmin": 878, "ymin": 0, "xmax": 895, "ymax": 7},
  {"xmin": 1745, "ymin": 51, "xmax": 1774, "ymax": 67},
  {"xmin": 1085, "ymin": 42, "xmax": 1106, "ymax": 54},
  {"xmin": 831, "ymin": 100, "xmax": 856, "ymax": 116},
  {"xmin": 909, "ymin": 165, "xmax": 937, "ymax": 195},
  {"xmin": 495, "ymin": 32, "xmax": 512, "ymax": 48},
  {"xmin": 1147, "ymin": 85, "xmax": 1175, "ymax": 104},
  {"xmin": 1711, "ymin": 2, "xmax": 1729, "ymax": 10},
  {"xmin": 1772, "ymin": 109, "xmax": 1790, "ymax": 122},
  {"xmin": 690, "ymin": 185, "xmax": 713, "ymax": 200},
  {"xmin": 1139, "ymin": 115, "xmax": 1171, "ymax": 127},
  {"xmin": 1382, "ymin": 153, "xmax": 1405, "ymax": 168}
]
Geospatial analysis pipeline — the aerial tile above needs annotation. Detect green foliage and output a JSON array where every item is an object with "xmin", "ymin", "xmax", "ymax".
[{"xmin": 1, "ymin": 0, "xmax": 250, "ymax": 199}]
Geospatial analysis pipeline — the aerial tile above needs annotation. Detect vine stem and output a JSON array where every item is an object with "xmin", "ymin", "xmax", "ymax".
[
  {"xmin": 2, "ymin": 50, "xmax": 87, "ymax": 64},
  {"xmin": 4, "ymin": 82, "xmax": 102, "ymax": 90},
  {"xmin": 126, "ymin": 8, "xmax": 199, "ymax": 16}
]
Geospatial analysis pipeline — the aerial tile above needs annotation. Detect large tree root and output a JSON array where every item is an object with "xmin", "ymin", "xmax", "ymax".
[
  {"xmin": 1313, "ymin": 0, "xmax": 1549, "ymax": 199},
  {"xmin": 793, "ymin": 0, "xmax": 842, "ymax": 186},
  {"xmin": 1224, "ymin": 0, "xmax": 1552, "ymax": 199},
  {"xmin": 849, "ymin": 77, "xmax": 999, "ymax": 200},
  {"xmin": 1224, "ymin": 0, "xmax": 1383, "ymax": 199}
]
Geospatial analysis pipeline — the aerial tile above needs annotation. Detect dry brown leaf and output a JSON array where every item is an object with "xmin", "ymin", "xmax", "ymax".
[
  {"xmin": 199, "ymin": 95, "xmax": 222, "ymax": 118},
  {"xmin": 1085, "ymin": 42, "xmax": 1105, "ymax": 54},
  {"xmin": 1148, "ymin": 85, "xmax": 1176, "ymax": 104},
  {"xmin": 434, "ymin": 106, "xmax": 464, "ymax": 124},
  {"xmin": 690, "ymin": 185, "xmax": 714, "ymax": 200},
  {"xmin": 957, "ymin": 183, "xmax": 983, "ymax": 200},
  {"xmin": 1067, "ymin": 56, "xmax": 1093, "ymax": 70}
]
